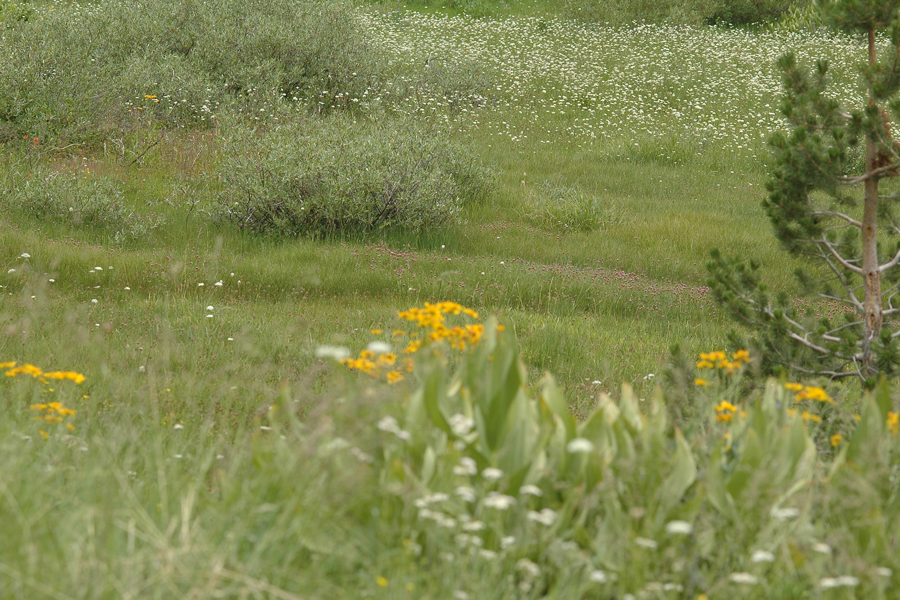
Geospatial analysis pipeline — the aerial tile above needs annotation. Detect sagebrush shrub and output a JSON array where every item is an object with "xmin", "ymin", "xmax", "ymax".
[
  {"xmin": 0, "ymin": 0, "xmax": 381, "ymax": 145},
  {"xmin": 2, "ymin": 167, "xmax": 163, "ymax": 243},
  {"xmin": 214, "ymin": 116, "xmax": 494, "ymax": 236}
]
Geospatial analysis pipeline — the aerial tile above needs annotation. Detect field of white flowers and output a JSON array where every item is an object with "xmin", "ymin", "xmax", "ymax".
[{"xmin": 362, "ymin": 12, "xmax": 868, "ymax": 158}]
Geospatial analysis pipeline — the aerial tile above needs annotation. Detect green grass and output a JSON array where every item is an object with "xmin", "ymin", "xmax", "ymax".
[{"xmin": 2, "ymin": 1, "xmax": 896, "ymax": 598}]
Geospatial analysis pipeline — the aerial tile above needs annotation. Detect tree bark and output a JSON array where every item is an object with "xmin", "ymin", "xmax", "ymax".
[{"xmin": 862, "ymin": 26, "xmax": 883, "ymax": 375}]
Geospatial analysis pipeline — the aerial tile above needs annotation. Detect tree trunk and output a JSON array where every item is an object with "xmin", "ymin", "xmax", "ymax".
[{"xmin": 862, "ymin": 26, "xmax": 883, "ymax": 376}]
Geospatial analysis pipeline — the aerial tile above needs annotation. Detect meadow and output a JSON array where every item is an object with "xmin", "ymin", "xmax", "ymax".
[{"xmin": 1, "ymin": 0, "xmax": 899, "ymax": 598}]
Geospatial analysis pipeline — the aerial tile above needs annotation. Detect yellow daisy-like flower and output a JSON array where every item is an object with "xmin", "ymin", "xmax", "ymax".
[
  {"xmin": 694, "ymin": 378, "xmax": 708, "ymax": 386},
  {"xmin": 830, "ymin": 434, "xmax": 843, "ymax": 447},
  {"xmin": 888, "ymin": 411, "xmax": 899, "ymax": 436}
]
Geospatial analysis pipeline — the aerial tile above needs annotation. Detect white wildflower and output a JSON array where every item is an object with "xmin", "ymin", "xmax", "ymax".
[
  {"xmin": 366, "ymin": 341, "xmax": 392, "ymax": 354},
  {"xmin": 452, "ymin": 591, "xmax": 469, "ymax": 600},
  {"xmin": 315, "ymin": 345, "xmax": 351, "ymax": 361},
  {"xmin": 479, "ymin": 549, "xmax": 497, "ymax": 560},
  {"xmin": 519, "ymin": 484, "xmax": 543, "ymax": 497},
  {"xmin": 500, "ymin": 536, "xmax": 516, "ymax": 549},
  {"xmin": 566, "ymin": 437, "xmax": 595, "ymax": 454},
  {"xmin": 812, "ymin": 542, "xmax": 832, "ymax": 555},
  {"xmin": 482, "ymin": 467, "xmax": 504, "ymax": 481},
  {"xmin": 526, "ymin": 508, "xmax": 557, "ymax": 526},
  {"xmin": 448, "ymin": 413, "xmax": 475, "ymax": 436},
  {"xmin": 516, "ymin": 558, "xmax": 541, "ymax": 579},
  {"xmin": 589, "ymin": 570, "xmax": 608, "ymax": 583},
  {"xmin": 462, "ymin": 520, "xmax": 485, "ymax": 532},
  {"xmin": 664, "ymin": 520, "xmax": 693, "ymax": 535},
  {"xmin": 751, "ymin": 550, "xmax": 775, "ymax": 563},
  {"xmin": 483, "ymin": 491, "xmax": 516, "ymax": 510},
  {"xmin": 19, "ymin": 253, "xmax": 30, "ymax": 258},
  {"xmin": 635, "ymin": 537, "xmax": 658, "ymax": 550},
  {"xmin": 820, "ymin": 576, "xmax": 859, "ymax": 589},
  {"xmin": 453, "ymin": 457, "xmax": 478, "ymax": 476},
  {"xmin": 454, "ymin": 486, "xmax": 476, "ymax": 503},
  {"xmin": 173, "ymin": 424, "xmax": 184, "ymax": 430},
  {"xmin": 214, "ymin": 280, "xmax": 223, "ymax": 287},
  {"xmin": 729, "ymin": 573, "xmax": 758, "ymax": 585},
  {"xmin": 875, "ymin": 567, "xmax": 893, "ymax": 578},
  {"xmin": 770, "ymin": 507, "xmax": 800, "ymax": 520}
]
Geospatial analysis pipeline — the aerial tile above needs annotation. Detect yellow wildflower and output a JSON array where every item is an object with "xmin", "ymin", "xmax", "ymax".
[
  {"xmin": 694, "ymin": 378, "xmax": 708, "ymax": 386},
  {"xmin": 386, "ymin": 370, "xmax": 405, "ymax": 384},
  {"xmin": 370, "ymin": 329, "xmax": 383, "ymax": 335},
  {"xmin": 696, "ymin": 360, "xmax": 714, "ymax": 369},
  {"xmin": 888, "ymin": 411, "xmax": 899, "ymax": 436},
  {"xmin": 714, "ymin": 401, "xmax": 737, "ymax": 413},
  {"xmin": 376, "ymin": 576, "xmax": 389, "ymax": 588},
  {"xmin": 784, "ymin": 382, "xmax": 804, "ymax": 392},
  {"xmin": 801, "ymin": 411, "xmax": 821, "ymax": 423},
  {"xmin": 0, "ymin": 361, "xmax": 16, "ymax": 369},
  {"xmin": 830, "ymin": 434, "xmax": 843, "ymax": 447},
  {"xmin": 733, "ymin": 349, "xmax": 751, "ymax": 364},
  {"xmin": 794, "ymin": 385, "xmax": 833, "ymax": 403}
]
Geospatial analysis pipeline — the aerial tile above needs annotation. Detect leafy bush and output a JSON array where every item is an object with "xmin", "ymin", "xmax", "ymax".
[
  {"xmin": 2, "ymin": 167, "xmax": 163, "ymax": 243},
  {"xmin": 214, "ymin": 116, "xmax": 494, "ymax": 236},
  {"xmin": 0, "ymin": 0, "xmax": 381, "ymax": 144},
  {"xmin": 310, "ymin": 303, "xmax": 900, "ymax": 597},
  {"xmin": 520, "ymin": 180, "xmax": 624, "ymax": 232}
]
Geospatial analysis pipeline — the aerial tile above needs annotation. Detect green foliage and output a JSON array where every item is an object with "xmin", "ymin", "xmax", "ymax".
[
  {"xmin": 1, "ymin": 166, "xmax": 164, "ymax": 244},
  {"xmin": 520, "ymin": 180, "xmax": 623, "ymax": 232},
  {"xmin": 708, "ymin": 0, "xmax": 900, "ymax": 381},
  {"xmin": 214, "ymin": 116, "xmax": 494, "ymax": 237},
  {"xmin": 559, "ymin": 0, "xmax": 802, "ymax": 25},
  {"xmin": 0, "ymin": 0, "xmax": 381, "ymax": 144}
]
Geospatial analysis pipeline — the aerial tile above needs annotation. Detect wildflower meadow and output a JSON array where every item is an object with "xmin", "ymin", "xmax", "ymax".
[{"xmin": 2, "ymin": 0, "xmax": 900, "ymax": 598}]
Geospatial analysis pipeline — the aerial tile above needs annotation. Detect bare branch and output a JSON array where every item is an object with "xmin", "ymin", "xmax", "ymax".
[
  {"xmin": 879, "ymin": 246, "xmax": 900, "ymax": 272},
  {"xmin": 812, "ymin": 210, "xmax": 862, "ymax": 228},
  {"xmin": 820, "ymin": 236, "xmax": 863, "ymax": 274}
]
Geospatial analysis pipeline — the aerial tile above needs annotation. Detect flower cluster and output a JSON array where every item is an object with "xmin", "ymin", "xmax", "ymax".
[
  {"xmin": 398, "ymin": 302, "xmax": 490, "ymax": 351},
  {"xmin": 340, "ymin": 343, "xmax": 412, "ymax": 385},
  {"xmin": 335, "ymin": 302, "xmax": 497, "ymax": 384},
  {"xmin": 30, "ymin": 401, "xmax": 77, "ymax": 437},
  {"xmin": 785, "ymin": 383, "xmax": 833, "ymax": 404},
  {"xmin": 2, "ymin": 361, "xmax": 86, "ymax": 385},
  {"xmin": 695, "ymin": 349, "xmax": 751, "ymax": 378},
  {"xmin": 715, "ymin": 401, "xmax": 738, "ymax": 423},
  {"xmin": 888, "ymin": 411, "xmax": 899, "ymax": 436}
]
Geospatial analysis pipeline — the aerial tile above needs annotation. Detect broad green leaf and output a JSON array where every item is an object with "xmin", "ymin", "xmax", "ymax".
[
  {"xmin": 659, "ymin": 428, "xmax": 696, "ymax": 512},
  {"xmin": 726, "ymin": 428, "xmax": 762, "ymax": 499},
  {"xmin": 423, "ymin": 368, "xmax": 452, "ymax": 437}
]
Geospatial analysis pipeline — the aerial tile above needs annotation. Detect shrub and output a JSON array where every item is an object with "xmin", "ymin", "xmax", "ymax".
[
  {"xmin": 560, "ymin": 0, "xmax": 804, "ymax": 25},
  {"xmin": 214, "ymin": 116, "xmax": 494, "ymax": 236},
  {"xmin": 0, "ymin": 0, "xmax": 382, "ymax": 145},
  {"xmin": 2, "ymin": 167, "xmax": 163, "ymax": 243}
]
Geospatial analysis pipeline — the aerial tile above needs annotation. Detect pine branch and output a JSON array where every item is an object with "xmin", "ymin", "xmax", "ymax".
[{"xmin": 819, "ymin": 235, "xmax": 864, "ymax": 274}]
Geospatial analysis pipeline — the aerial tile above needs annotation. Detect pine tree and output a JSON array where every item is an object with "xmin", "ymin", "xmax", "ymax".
[{"xmin": 708, "ymin": 0, "xmax": 900, "ymax": 383}]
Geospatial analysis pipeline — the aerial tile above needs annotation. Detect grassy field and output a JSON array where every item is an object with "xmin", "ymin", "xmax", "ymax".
[{"xmin": 2, "ymin": 1, "xmax": 899, "ymax": 598}]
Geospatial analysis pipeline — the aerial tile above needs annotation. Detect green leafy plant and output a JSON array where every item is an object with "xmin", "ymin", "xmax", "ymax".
[{"xmin": 214, "ymin": 116, "xmax": 494, "ymax": 236}]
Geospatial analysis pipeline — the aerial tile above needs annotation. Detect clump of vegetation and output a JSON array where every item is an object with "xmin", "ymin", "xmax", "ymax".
[
  {"xmin": 214, "ymin": 116, "xmax": 494, "ymax": 236},
  {"xmin": 2, "ymin": 166, "xmax": 163, "ymax": 244},
  {"xmin": 560, "ymin": 0, "xmax": 803, "ymax": 25},
  {"xmin": 520, "ymin": 180, "xmax": 623, "ymax": 232},
  {"xmin": 0, "ymin": 0, "xmax": 381, "ymax": 144}
]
